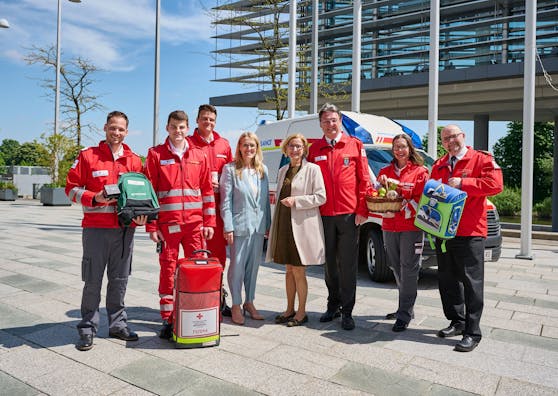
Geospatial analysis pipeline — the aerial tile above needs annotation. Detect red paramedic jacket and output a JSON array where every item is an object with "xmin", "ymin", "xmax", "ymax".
[
  {"xmin": 430, "ymin": 147, "xmax": 503, "ymax": 237},
  {"xmin": 187, "ymin": 129, "xmax": 232, "ymax": 176},
  {"xmin": 65, "ymin": 141, "xmax": 143, "ymax": 228},
  {"xmin": 378, "ymin": 161, "xmax": 429, "ymax": 232},
  {"xmin": 308, "ymin": 133, "xmax": 370, "ymax": 218},
  {"xmin": 143, "ymin": 138, "xmax": 216, "ymax": 233}
]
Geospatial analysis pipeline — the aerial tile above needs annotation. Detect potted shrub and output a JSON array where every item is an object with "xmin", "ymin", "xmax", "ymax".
[
  {"xmin": 40, "ymin": 183, "xmax": 71, "ymax": 206},
  {"xmin": 39, "ymin": 134, "xmax": 78, "ymax": 206},
  {"xmin": 0, "ymin": 181, "xmax": 18, "ymax": 201}
]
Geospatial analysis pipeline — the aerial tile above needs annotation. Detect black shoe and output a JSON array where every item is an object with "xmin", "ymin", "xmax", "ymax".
[
  {"xmin": 275, "ymin": 312, "xmax": 296, "ymax": 324},
  {"xmin": 319, "ymin": 308, "xmax": 341, "ymax": 323},
  {"xmin": 159, "ymin": 321, "xmax": 173, "ymax": 339},
  {"xmin": 341, "ymin": 314, "xmax": 355, "ymax": 330},
  {"xmin": 437, "ymin": 323, "xmax": 464, "ymax": 338},
  {"xmin": 392, "ymin": 319, "xmax": 408, "ymax": 332},
  {"xmin": 109, "ymin": 327, "xmax": 139, "ymax": 341},
  {"xmin": 287, "ymin": 315, "xmax": 308, "ymax": 327},
  {"xmin": 385, "ymin": 312, "xmax": 397, "ymax": 320},
  {"xmin": 454, "ymin": 335, "xmax": 479, "ymax": 352},
  {"xmin": 221, "ymin": 304, "xmax": 232, "ymax": 317},
  {"xmin": 76, "ymin": 334, "xmax": 94, "ymax": 351}
]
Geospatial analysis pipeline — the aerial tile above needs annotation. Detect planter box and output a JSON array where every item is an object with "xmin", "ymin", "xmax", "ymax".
[
  {"xmin": 40, "ymin": 187, "xmax": 71, "ymax": 206},
  {"xmin": 0, "ymin": 189, "xmax": 17, "ymax": 201}
]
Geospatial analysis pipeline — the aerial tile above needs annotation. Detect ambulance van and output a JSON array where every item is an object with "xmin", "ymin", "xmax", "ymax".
[{"xmin": 256, "ymin": 111, "xmax": 502, "ymax": 282}]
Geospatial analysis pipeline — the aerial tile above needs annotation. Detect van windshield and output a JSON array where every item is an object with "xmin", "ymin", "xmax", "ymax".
[{"xmin": 365, "ymin": 148, "xmax": 393, "ymax": 176}]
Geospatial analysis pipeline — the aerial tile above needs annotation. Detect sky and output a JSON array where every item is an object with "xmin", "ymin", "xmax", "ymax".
[{"xmin": 0, "ymin": 0, "xmax": 509, "ymax": 157}]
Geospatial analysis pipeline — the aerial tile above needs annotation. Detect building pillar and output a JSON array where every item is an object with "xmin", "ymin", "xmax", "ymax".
[
  {"xmin": 553, "ymin": 116, "xmax": 558, "ymax": 232},
  {"xmin": 473, "ymin": 114, "xmax": 489, "ymax": 150}
]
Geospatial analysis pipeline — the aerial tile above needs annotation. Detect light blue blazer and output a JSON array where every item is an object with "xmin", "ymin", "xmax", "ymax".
[{"xmin": 219, "ymin": 163, "xmax": 271, "ymax": 236}]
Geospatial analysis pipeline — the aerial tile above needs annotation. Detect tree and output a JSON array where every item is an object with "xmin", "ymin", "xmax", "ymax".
[
  {"xmin": 24, "ymin": 45, "xmax": 104, "ymax": 147},
  {"xmin": 492, "ymin": 121, "xmax": 554, "ymax": 203},
  {"xmin": 421, "ymin": 126, "xmax": 445, "ymax": 158},
  {"xmin": 0, "ymin": 139, "xmax": 21, "ymax": 166},
  {"xmin": 13, "ymin": 141, "xmax": 49, "ymax": 166},
  {"xmin": 40, "ymin": 133, "xmax": 79, "ymax": 187}
]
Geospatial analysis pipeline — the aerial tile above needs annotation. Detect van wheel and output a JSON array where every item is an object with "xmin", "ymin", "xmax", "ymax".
[{"xmin": 359, "ymin": 225, "xmax": 392, "ymax": 282}]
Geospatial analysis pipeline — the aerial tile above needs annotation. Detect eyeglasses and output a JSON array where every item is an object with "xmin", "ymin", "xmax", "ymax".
[
  {"xmin": 393, "ymin": 145, "xmax": 409, "ymax": 151},
  {"xmin": 442, "ymin": 133, "xmax": 463, "ymax": 142},
  {"xmin": 288, "ymin": 144, "xmax": 303, "ymax": 150}
]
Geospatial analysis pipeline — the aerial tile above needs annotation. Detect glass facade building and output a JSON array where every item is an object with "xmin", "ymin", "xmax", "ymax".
[{"xmin": 211, "ymin": 0, "xmax": 558, "ymax": 115}]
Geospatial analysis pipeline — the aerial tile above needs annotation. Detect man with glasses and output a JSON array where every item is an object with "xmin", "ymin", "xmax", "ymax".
[
  {"xmin": 308, "ymin": 103, "xmax": 370, "ymax": 330},
  {"xmin": 430, "ymin": 124, "xmax": 503, "ymax": 352}
]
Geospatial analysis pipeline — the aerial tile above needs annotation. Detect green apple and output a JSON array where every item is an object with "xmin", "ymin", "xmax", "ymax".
[{"xmin": 378, "ymin": 187, "xmax": 387, "ymax": 197}]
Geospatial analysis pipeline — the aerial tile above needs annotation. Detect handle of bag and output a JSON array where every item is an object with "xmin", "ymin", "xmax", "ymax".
[
  {"xmin": 192, "ymin": 249, "xmax": 212, "ymax": 257},
  {"xmin": 433, "ymin": 183, "xmax": 446, "ymax": 196},
  {"xmin": 428, "ymin": 234, "xmax": 447, "ymax": 253}
]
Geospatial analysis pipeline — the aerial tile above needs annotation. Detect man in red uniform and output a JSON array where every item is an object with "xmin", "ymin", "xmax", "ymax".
[
  {"xmin": 308, "ymin": 103, "xmax": 370, "ymax": 330},
  {"xmin": 431, "ymin": 124, "xmax": 503, "ymax": 352},
  {"xmin": 188, "ymin": 104, "xmax": 233, "ymax": 316},
  {"xmin": 66, "ymin": 110, "xmax": 147, "ymax": 351},
  {"xmin": 144, "ymin": 110, "xmax": 216, "ymax": 339}
]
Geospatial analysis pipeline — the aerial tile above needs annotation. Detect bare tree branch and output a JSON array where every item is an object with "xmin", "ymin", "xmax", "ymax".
[{"xmin": 24, "ymin": 45, "xmax": 104, "ymax": 147}]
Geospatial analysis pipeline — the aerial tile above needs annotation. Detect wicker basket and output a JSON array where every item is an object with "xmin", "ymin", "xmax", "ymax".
[{"xmin": 366, "ymin": 196, "xmax": 404, "ymax": 213}]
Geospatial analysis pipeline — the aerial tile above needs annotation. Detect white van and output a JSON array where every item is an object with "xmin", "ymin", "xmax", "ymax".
[{"xmin": 256, "ymin": 112, "xmax": 502, "ymax": 282}]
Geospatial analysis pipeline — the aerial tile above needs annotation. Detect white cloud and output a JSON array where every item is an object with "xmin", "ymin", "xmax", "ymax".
[{"xmin": 2, "ymin": 0, "xmax": 213, "ymax": 70}]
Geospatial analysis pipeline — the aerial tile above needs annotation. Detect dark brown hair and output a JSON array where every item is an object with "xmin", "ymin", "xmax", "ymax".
[
  {"xmin": 392, "ymin": 133, "xmax": 424, "ymax": 165},
  {"xmin": 167, "ymin": 110, "xmax": 189, "ymax": 126}
]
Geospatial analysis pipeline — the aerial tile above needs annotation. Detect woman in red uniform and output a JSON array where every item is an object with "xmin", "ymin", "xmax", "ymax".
[{"xmin": 377, "ymin": 133, "xmax": 428, "ymax": 332}]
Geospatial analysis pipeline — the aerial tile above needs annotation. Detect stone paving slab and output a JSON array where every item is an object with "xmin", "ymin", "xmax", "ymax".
[{"xmin": 1, "ymin": 200, "xmax": 558, "ymax": 395}]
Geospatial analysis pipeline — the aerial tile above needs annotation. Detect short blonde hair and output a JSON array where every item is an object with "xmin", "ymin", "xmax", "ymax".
[{"xmin": 280, "ymin": 134, "xmax": 309, "ymax": 158}]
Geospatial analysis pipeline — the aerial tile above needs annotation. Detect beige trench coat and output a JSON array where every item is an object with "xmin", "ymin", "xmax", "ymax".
[{"xmin": 266, "ymin": 159, "xmax": 326, "ymax": 265}]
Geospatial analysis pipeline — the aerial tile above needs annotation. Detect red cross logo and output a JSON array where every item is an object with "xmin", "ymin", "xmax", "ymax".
[{"xmin": 196, "ymin": 313, "xmax": 203, "ymax": 320}]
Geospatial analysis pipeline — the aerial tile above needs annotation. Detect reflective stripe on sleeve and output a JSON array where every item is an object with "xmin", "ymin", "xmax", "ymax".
[
  {"xmin": 204, "ymin": 208, "xmax": 216, "ymax": 215},
  {"xmin": 69, "ymin": 187, "xmax": 85, "ymax": 203},
  {"xmin": 202, "ymin": 195, "xmax": 215, "ymax": 203}
]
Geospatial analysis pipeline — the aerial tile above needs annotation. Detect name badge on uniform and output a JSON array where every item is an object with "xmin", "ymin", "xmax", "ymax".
[
  {"xmin": 168, "ymin": 224, "xmax": 181, "ymax": 234},
  {"xmin": 160, "ymin": 159, "xmax": 175, "ymax": 165},
  {"xmin": 315, "ymin": 155, "xmax": 327, "ymax": 162},
  {"xmin": 361, "ymin": 148, "xmax": 366, "ymax": 157},
  {"xmin": 343, "ymin": 157, "xmax": 350, "ymax": 166},
  {"xmin": 92, "ymin": 170, "xmax": 109, "ymax": 177}
]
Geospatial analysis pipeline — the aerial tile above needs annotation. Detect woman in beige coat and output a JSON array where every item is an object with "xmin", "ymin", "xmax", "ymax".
[{"xmin": 266, "ymin": 134, "xmax": 326, "ymax": 327}]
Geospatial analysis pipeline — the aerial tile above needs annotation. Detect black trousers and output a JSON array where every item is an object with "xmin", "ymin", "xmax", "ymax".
[
  {"xmin": 436, "ymin": 236, "xmax": 485, "ymax": 340},
  {"xmin": 322, "ymin": 214, "xmax": 359, "ymax": 315}
]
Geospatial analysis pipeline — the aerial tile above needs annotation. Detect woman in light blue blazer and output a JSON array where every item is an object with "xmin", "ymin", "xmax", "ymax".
[{"xmin": 220, "ymin": 132, "xmax": 271, "ymax": 325}]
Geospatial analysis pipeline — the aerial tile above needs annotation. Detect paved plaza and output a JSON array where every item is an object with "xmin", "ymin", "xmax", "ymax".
[{"xmin": 1, "ymin": 200, "xmax": 557, "ymax": 395}]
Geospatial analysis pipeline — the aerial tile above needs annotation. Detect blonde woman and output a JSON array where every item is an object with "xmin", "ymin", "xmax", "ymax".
[
  {"xmin": 266, "ymin": 134, "xmax": 326, "ymax": 327},
  {"xmin": 220, "ymin": 132, "xmax": 271, "ymax": 325}
]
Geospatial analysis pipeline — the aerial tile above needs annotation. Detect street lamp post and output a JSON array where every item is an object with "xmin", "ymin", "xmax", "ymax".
[
  {"xmin": 153, "ymin": 0, "xmax": 160, "ymax": 147},
  {"xmin": 54, "ymin": 0, "xmax": 80, "ymax": 184}
]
